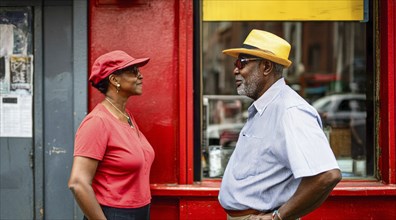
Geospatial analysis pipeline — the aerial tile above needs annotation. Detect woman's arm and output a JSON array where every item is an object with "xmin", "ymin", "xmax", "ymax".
[{"xmin": 68, "ymin": 156, "xmax": 107, "ymax": 220}]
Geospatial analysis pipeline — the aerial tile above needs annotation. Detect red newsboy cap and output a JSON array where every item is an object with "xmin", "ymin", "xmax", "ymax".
[{"xmin": 89, "ymin": 50, "xmax": 150, "ymax": 85}]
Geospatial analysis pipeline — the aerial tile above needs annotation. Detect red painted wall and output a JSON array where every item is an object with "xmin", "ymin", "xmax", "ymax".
[
  {"xmin": 378, "ymin": 0, "xmax": 396, "ymax": 185},
  {"xmin": 89, "ymin": 0, "xmax": 396, "ymax": 219},
  {"xmin": 89, "ymin": 0, "xmax": 183, "ymax": 184},
  {"xmin": 305, "ymin": 196, "xmax": 396, "ymax": 219}
]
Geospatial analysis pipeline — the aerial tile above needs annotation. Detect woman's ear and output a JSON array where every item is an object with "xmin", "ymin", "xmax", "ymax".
[{"xmin": 108, "ymin": 74, "xmax": 118, "ymax": 86}]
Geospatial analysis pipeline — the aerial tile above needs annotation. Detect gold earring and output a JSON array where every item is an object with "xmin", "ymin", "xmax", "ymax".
[{"xmin": 116, "ymin": 83, "xmax": 120, "ymax": 93}]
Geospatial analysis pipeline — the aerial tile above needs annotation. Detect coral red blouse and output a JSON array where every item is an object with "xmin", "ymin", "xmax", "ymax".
[{"xmin": 74, "ymin": 103, "xmax": 155, "ymax": 208}]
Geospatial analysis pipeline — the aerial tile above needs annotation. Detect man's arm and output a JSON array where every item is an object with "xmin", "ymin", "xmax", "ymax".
[{"xmin": 275, "ymin": 168, "xmax": 341, "ymax": 220}]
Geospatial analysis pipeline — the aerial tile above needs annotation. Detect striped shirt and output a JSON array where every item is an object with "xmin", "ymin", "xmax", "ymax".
[{"xmin": 219, "ymin": 78, "xmax": 339, "ymax": 211}]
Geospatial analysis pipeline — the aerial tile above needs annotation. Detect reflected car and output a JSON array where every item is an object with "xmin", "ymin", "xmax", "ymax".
[
  {"xmin": 206, "ymin": 123, "xmax": 244, "ymax": 146},
  {"xmin": 312, "ymin": 93, "xmax": 366, "ymax": 127}
]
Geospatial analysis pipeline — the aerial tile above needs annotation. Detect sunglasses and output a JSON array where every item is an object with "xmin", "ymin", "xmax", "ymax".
[
  {"xmin": 124, "ymin": 66, "xmax": 141, "ymax": 77},
  {"xmin": 234, "ymin": 58, "xmax": 262, "ymax": 69},
  {"xmin": 129, "ymin": 66, "xmax": 140, "ymax": 74}
]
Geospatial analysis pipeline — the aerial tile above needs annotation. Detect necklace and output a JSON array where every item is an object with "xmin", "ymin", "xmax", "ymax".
[{"xmin": 105, "ymin": 97, "xmax": 134, "ymax": 127}]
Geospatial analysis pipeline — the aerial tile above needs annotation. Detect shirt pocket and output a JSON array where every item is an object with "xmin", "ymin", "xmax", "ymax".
[{"xmin": 232, "ymin": 134, "xmax": 271, "ymax": 180}]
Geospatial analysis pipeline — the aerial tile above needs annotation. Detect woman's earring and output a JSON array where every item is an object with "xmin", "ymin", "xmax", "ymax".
[{"xmin": 116, "ymin": 83, "xmax": 120, "ymax": 93}]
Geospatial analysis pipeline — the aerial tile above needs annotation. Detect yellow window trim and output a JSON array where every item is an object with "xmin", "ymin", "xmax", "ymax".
[{"xmin": 203, "ymin": 0, "xmax": 364, "ymax": 21}]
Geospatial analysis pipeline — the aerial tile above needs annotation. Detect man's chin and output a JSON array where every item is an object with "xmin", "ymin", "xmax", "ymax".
[{"xmin": 237, "ymin": 89, "xmax": 246, "ymax": 96}]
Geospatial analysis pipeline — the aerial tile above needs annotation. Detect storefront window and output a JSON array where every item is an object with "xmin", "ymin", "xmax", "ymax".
[{"xmin": 200, "ymin": 21, "xmax": 374, "ymax": 179}]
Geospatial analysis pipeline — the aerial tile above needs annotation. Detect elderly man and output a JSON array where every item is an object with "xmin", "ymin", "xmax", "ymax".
[{"xmin": 218, "ymin": 29, "xmax": 342, "ymax": 220}]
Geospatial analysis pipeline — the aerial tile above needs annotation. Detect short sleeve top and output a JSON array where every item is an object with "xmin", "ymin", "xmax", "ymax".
[
  {"xmin": 219, "ymin": 78, "xmax": 339, "ymax": 211},
  {"xmin": 74, "ymin": 103, "xmax": 155, "ymax": 208}
]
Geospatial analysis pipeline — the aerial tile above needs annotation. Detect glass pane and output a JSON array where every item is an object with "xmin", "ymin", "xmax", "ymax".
[
  {"xmin": 201, "ymin": 21, "xmax": 374, "ymax": 179},
  {"xmin": 202, "ymin": 95, "xmax": 252, "ymax": 178},
  {"xmin": 0, "ymin": 7, "xmax": 33, "ymax": 94},
  {"xmin": 0, "ymin": 7, "xmax": 34, "ymax": 138}
]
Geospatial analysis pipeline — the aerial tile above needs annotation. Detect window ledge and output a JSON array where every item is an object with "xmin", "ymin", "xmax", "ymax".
[
  {"xmin": 332, "ymin": 181, "xmax": 396, "ymax": 196},
  {"xmin": 151, "ymin": 182, "xmax": 220, "ymax": 197},
  {"xmin": 151, "ymin": 181, "xmax": 396, "ymax": 197}
]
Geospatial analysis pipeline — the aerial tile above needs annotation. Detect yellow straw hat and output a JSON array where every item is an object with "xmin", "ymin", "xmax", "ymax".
[{"xmin": 223, "ymin": 29, "xmax": 292, "ymax": 68}]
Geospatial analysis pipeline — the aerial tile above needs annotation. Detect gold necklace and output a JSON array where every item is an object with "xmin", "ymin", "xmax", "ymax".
[{"xmin": 105, "ymin": 97, "xmax": 134, "ymax": 127}]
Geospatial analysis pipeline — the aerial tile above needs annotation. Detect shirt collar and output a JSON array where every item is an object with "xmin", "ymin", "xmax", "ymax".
[{"xmin": 251, "ymin": 77, "xmax": 286, "ymax": 115}]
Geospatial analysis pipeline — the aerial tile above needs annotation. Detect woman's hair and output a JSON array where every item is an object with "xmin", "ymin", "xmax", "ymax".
[
  {"xmin": 92, "ymin": 78, "xmax": 110, "ymax": 94},
  {"xmin": 91, "ymin": 68, "xmax": 126, "ymax": 94}
]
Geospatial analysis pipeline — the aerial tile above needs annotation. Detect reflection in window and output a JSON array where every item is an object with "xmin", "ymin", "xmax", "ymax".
[
  {"xmin": 202, "ymin": 95, "xmax": 252, "ymax": 177},
  {"xmin": 201, "ymin": 22, "xmax": 373, "ymax": 179}
]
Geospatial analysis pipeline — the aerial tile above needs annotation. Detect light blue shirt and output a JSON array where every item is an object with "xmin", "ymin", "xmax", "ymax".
[{"xmin": 219, "ymin": 78, "xmax": 339, "ymax": 211}]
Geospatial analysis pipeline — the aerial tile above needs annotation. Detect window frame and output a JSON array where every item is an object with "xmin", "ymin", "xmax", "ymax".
[{"xmin": 190, "ymin": 0, "xmax": 396, "ymax": 194}]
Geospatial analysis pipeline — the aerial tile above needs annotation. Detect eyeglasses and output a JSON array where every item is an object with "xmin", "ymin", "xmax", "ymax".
[
  {"xmin": 234, "ymin": 58, "xmax": 262, "ymax": 69},
  {"xmin": 125, "ymin": 66, "xmax": 141, "ymax": 77},
  {"xmin": 130, "ymin": 66, "xmax": 140, "ymax": 74}
]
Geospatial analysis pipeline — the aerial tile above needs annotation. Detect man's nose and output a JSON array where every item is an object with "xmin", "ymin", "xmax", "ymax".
[{"xmin": 233, "ymin": 67, "xmax": 240, "ymax": 75}]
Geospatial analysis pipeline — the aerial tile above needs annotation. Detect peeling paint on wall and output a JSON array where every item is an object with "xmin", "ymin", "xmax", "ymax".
[{"xmin": 48, "ymin": 146, "xmax": 67, "ymax": 155}]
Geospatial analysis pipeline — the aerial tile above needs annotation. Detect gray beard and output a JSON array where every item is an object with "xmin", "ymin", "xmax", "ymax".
[{"xmin": 236, "ymin": 71, "xmax": 261, "ymax": 98}]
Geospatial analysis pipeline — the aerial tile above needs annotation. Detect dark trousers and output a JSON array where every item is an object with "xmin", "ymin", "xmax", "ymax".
[{"xmin": 83, "ymin": 204, "xmax": 150, "ymax": 220}]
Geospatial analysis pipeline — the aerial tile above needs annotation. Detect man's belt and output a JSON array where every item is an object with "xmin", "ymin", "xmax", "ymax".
[{"xmin": 224, "ymin": 208, "xmax": 262, "ymax": 217}]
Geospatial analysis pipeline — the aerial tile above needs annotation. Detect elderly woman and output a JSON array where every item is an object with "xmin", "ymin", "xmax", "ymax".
[{"xmin": 68, "ymin": 50, "xmax": 155, "ymax": 220}]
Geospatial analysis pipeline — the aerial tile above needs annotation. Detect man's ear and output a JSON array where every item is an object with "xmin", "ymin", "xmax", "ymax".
[{"xmin": 261, "ymin": 60, "xmax": 273, "ymax": 76}]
